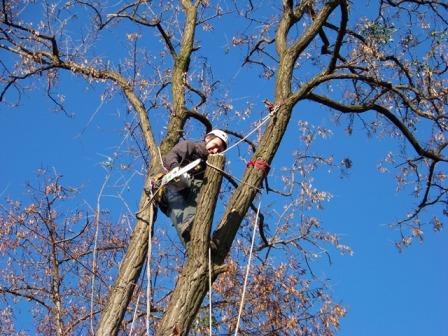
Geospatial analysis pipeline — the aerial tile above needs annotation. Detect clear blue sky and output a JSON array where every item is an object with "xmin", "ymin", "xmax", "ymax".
[{"xmin": 0, "ymin": 2, "xmax": 447, "ymax": 335}]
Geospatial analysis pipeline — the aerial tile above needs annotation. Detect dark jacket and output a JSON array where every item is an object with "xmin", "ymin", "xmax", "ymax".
[{"xmin": 162, "ymin": 140, "xmax": 209, "ymax": 179}]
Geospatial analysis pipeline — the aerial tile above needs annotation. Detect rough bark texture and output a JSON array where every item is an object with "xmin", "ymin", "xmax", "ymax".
[
  {"xmin": 160, "ymin": 1, "xmax": 198, "ymax": 152},
  {"xmin": 2, "ymin": 0, "xmax": 447, "ymax": 335},
  {"xmin": 98, "ymin": 2, "xmax": 339, "ymax": 334},
  {"xmin": 98, "ymin": 3, "xmax": 199, "ymax": 333},
  {"xmin": 97, "ymin": 175, "xmax": 155, "ymax": 335},
  {"xmin": 157, "ymin": 154, "xmax": 225, "ymax": 336}
]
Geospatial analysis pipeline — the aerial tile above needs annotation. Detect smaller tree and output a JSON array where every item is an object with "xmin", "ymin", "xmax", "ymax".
[{"xmin": 0, "ymin": 172, "xmax": 128, "ymax": 335}]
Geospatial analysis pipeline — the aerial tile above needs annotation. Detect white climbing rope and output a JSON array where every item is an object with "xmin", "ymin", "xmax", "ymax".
[
  {"xmin": 146, "ymin": 197, "xmax": 154, "ymax": 336},
  {"xmin": 222, "ymin": 107, "xmax": 278, "ymax": 155},
  {"xmin": 208, "ymin": 246, "xmax": 213, "ymax": 336},
  {"xmin": 136, "ymin": 102, "xmax": 277, "ymax": 334},
  {"xmin": 90, "ymin": 174, "xmax": 110, "ymax": 335},
  {"xmin": 205, "ymin": 162, "xmax": 262, "ymax": 192},
  {"xmin": 129, "ymin": 292, "xmax": 141, "ymax": 336},
  {"xmin": 234, "ymin": 200, "xmax": 261, "ymax": 336}
]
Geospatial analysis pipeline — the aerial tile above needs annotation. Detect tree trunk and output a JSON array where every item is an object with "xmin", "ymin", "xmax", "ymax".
[
  {"xmin": 97, "ymin": 175, "xmax": 155, "ymax": 336},
  {"xmin": 157, "ymin": 154, "xmax": 225, "ymax": 335}
]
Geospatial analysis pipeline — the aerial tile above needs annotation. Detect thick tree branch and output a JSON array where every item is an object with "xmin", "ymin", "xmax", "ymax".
[
  {"xmin": 220, "ymin": 172, "xmax": 269, "ymax": 247},
  {"xmin": 160, "ymin": 3, "xmax": 199, "ymax": 153},
  {"xmin": 157, "ymin": 154, "xmax": 224, "ymax": 335},
  {"xmin": 185, "ymin": 107, "xmax": 212, "ymax": 132},
  {"xmin": 288, "ymin": 1, "xmax": 339, "ymax": 64},
  {"xmin": 276, "ymin": 0, "xmax": 310, "ymax": 55},
  {"xmin": 0, "ymin": 41, "xmax": 161, "ymax": 169},
  {"xmin": 305, "ymin": 92, "xmax": 447, "ymax": 162},
  {"xmin": 185, "ymin": 82, "xmax": 207, "ymax": 108},
  {"xmin": 327, "ymin": 1, "xmax": 348, "ymax": 73},
  {"xmin": 276, "ymin": 1, "xmax": 340, "ymax": 100},
  {"xmin": 59, "ymin": 60, "xmax": 161, "ymax": 167},
  {"xmin": 288, "ymin": 71, "xmax": 441, "ymax": 123},
  {"xmin": 96, "ymin": 190, "xmax": 155, "ymax": 335}
]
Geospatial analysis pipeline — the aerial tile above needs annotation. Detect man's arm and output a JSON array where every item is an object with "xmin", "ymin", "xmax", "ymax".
[{"xmin": 162, "ymin": 141, "xmax": 196, "ymax": 171}]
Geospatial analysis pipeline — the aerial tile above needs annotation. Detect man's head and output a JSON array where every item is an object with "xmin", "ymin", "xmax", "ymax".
[{"xmin": 205, "ymin": 129, "xmax": 228, "ymax": 154}]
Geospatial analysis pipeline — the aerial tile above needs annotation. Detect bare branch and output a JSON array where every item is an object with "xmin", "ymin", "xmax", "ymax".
[
  {"xmin": 305, "ymin": 92, "xmax": 447, "ymax": 162},
  {"xmin": 160, "ymin": 3, "xmax": 200, "ymax": 152},
  {"xmin": 0, "ymin": 286, "xmax": 51, "ymax": 310},
  {"xmin": 185, "ymin": 82, "xmax": 207, "ymax": 108},
  {"xmin": 327, "ymin": 1, "xmax": 348, "ymax": 73},
  {"xmin": 0, "ymin": 65, "xmax": 54, "ymax": 102},
  {"xmin": 185, "ymin": 108, "xmax": 212, "ymax": 132},
  {"xmin": 288, "ymin": 2, "xmax": 339, "ymax": 63}
]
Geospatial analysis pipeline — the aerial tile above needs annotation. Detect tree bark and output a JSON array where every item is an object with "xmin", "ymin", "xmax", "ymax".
[
  {"xmin": 98, "ymin": 4, "xmax": 200, "ymax": 333},
  {"xmin": 96, "ymin": 175, "xmax": 155, "ymax": 336},
  {"xmin": 157, "ymin": 154, "xmax": 225, "ymax": 336},
  {"xmin": 160, "ymin": 2, "xmax": 198, "ymax": 152}
]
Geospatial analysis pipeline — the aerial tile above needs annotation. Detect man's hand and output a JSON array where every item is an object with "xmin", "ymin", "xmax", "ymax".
[{"xmin": 172, "ymin": 172, "xmax": 192, "ymax": 190}]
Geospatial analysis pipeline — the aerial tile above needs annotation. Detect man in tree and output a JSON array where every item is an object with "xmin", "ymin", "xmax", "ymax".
[{"xmin": 160, "ymin": 129, "xmax": 228, "ymax": 245}]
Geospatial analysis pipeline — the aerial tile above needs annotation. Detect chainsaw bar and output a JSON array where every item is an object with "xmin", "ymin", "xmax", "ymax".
[{"xmin": 159, "ymin": 159, "xmax": 202, "ymax": 188}]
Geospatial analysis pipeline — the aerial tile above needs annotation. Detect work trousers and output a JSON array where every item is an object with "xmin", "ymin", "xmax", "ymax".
[{"xmin": 163, "ymin": 179, "xmax": 202, "ymax": 244}]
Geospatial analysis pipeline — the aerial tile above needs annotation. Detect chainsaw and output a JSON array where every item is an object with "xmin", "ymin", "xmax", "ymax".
[{"xmin": 159, "ymin": 159, "xmax": 202, "ymax": 191}]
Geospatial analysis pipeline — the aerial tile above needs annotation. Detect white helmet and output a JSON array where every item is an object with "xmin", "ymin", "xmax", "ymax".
[{"xmin": 206, "ymin": 129, "xmax": 228, "ymax": 147}]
